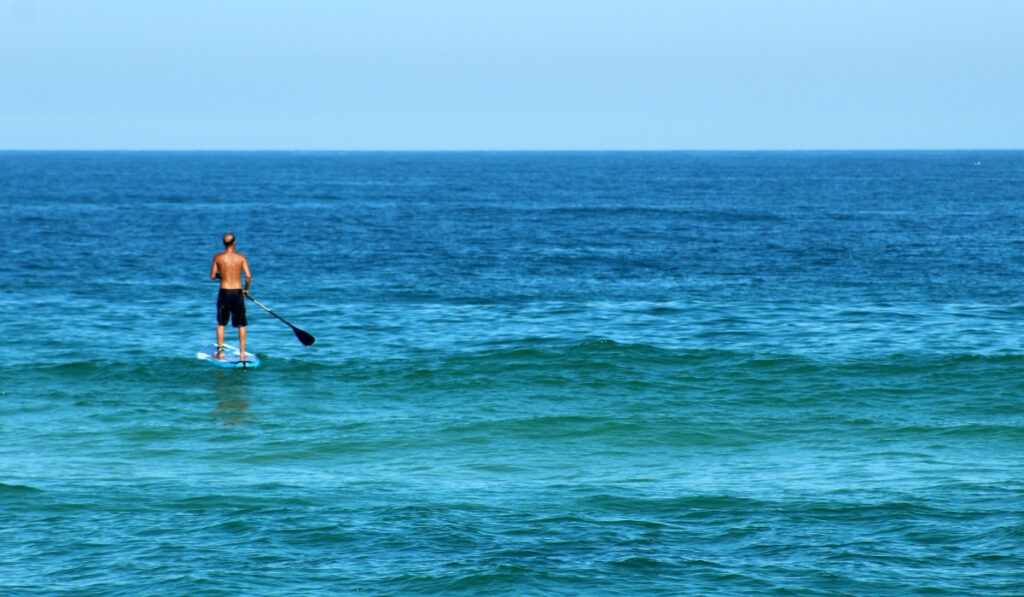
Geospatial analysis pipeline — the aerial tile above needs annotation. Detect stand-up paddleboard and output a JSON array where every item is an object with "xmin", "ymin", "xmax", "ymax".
[{"xmin": 197, "ymin": 343, "xmax": 260, "ymax": 369}]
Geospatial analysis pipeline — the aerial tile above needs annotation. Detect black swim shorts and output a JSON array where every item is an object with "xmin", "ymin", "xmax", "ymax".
[{"xmin": 217, "ymin": 289, "xmax": 248, "ymax": 327}]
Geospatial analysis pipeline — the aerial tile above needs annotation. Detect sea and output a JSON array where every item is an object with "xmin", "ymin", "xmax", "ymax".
[{"xmin": 1, "ymin": 151, "xmax": 1022, "ymax": 596}]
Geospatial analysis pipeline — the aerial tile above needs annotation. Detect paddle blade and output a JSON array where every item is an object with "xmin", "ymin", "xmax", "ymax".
[{"xmin": 294, "ymin": 327, "xmax": 316, "ymax": 346}]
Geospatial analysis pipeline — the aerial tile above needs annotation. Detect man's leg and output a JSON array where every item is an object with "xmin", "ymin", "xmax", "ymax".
[
  {"xmin": 239, "ymin": 326, "xmax": 247, "ymax": 362},
  {"xmin": 216, "ymin": 325, "xmax": 226, "ymax": 358}
]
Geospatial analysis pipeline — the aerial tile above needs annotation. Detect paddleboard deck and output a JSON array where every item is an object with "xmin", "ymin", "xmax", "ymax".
[{"xmin": 197, "ymin": 343, "xmax": 260, "ymax": 368}]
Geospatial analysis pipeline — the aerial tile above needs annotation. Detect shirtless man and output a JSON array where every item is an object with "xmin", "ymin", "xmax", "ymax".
[{"xmin": 209, "ymin": 233, "xmax": 252, "ymax": 361}]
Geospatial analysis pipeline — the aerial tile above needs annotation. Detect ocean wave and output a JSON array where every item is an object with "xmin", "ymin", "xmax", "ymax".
[
  {"xmin": 0, "ymin": 482, "xmax": 43, "ymax": 494},
  {"xmin": 6, "ymin": 340, "xmax": 1024, "ymax": 391}
]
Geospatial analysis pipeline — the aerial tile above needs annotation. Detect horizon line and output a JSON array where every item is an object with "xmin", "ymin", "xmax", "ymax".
[{"xmin": 1, "ymin": 147, "xmax": 1019, "ymax": 153}]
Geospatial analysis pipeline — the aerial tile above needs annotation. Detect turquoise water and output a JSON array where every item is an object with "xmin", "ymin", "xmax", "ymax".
[{"xmin": 2, "ymin": 151, "xmax": 1023, "ymax": 595}]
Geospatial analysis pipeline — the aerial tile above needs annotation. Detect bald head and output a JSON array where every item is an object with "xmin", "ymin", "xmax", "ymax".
[{"xmin": 223, "ymin": 234, "xmax": 236, "ymax": 248}]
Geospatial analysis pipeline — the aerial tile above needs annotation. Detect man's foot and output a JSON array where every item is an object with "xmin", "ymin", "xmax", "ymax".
[{"xmin": 214, "ymin": 345, "xmax": 226, "ymax": 360}]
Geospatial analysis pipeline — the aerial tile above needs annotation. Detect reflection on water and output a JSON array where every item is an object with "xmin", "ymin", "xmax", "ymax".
[{"xmin": 210, "ymin": 369, "xmax": 251, "ymax": 426}]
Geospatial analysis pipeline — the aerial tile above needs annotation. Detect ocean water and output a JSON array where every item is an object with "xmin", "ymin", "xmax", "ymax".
[{"xmin": 1, "ymin": 151, "xmax": 1023, "ymax": 596}]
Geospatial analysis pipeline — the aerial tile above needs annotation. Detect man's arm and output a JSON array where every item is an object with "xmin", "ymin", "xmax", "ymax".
[
  {"xmin": 210, "ymin": 256, "xmax": 220, "ymax": 280},
  {"xmin": 242, "ymin": 257, "xmax": 252, "ymax": 295}
]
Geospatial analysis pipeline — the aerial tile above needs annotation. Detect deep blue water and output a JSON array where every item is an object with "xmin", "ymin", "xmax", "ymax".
[{"xmin": 1, "ymin": 151, "xmax": 1023, "ymax": 595}]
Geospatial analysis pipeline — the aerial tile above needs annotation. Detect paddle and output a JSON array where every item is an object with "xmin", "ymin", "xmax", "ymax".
[{"xmin": 246, "ymin": 295, "xmax": 316, "ymax": 346}]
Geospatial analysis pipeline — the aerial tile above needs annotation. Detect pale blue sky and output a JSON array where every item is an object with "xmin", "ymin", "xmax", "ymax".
[{"xmin": 1, "ymin": 0, "xmax": 1021, "ymax": 150}]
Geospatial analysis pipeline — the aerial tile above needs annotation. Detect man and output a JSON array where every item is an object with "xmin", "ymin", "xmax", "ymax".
[{"xmin": 209, "ymin": 233, "xmax": 252, "ymax": 362}]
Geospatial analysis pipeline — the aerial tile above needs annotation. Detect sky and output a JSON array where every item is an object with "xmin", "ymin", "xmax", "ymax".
[{"xmin": 1, "ymin": 0, "xmax": 1021, "ymax": 150}]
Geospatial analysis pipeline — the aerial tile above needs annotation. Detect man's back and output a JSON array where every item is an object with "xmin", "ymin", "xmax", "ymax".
[
  {"xmin": 210, "ymin": 233, "xmax": 251, "ymax": 291},
  {"xmin": 213, "ymin": 250, "xmax": 249, "ymax": 289}
]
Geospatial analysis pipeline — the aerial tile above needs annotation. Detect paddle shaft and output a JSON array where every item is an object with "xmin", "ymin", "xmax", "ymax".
[{"xmin": 246, "ymin": 295, "xmax": 316, "ymax": 345}]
